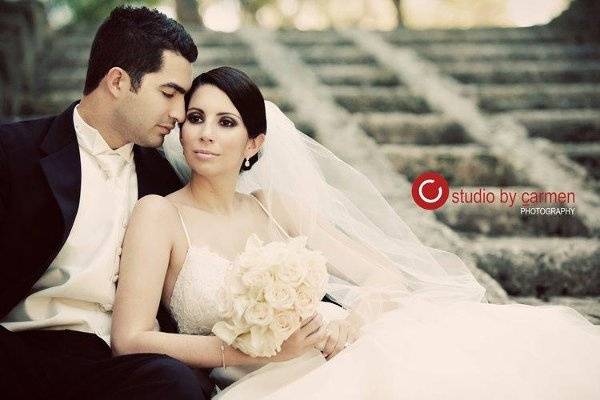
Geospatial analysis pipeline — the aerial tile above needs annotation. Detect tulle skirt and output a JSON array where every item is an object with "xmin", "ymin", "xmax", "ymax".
[{"xmin": 214, "ymin": 299, "xmax": 600, "ymax": 399}]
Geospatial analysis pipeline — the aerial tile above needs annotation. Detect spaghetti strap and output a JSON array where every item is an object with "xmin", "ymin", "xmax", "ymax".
[
  {"xmin": 175, "ymin": 208, "xmax": 192, "ymax": 247},
  {"xmin": 249, "ymin": 194, "xmax": 291, "ymax": 239}
]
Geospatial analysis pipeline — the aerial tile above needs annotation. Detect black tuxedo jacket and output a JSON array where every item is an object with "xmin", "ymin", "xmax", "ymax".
[{"xmin": 0, "ymin": 102, "xmax": 183, "ymax": 332}]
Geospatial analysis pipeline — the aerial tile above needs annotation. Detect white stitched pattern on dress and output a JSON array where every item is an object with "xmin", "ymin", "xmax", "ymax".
[{"xmin": 168, "ymin": 245, "xmax": 230, "ymax": 335}]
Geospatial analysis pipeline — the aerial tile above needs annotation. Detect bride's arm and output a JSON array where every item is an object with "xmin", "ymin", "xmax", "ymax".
[{"xmin": 111, "ymin": 195, "xmax": 323, "ymax": 368}]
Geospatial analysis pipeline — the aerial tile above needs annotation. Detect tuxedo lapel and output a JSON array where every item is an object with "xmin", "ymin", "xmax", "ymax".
[
  {"xmin": 39, "ymin": 102, "xmax": 82, "ymax": 243},
  {"xmin": 134, "ymin": 146, "xmax": 159, "ymax": 198},
  {"xmin": 134, "ymin": 145, "xmax": 183, "ymax": 199}
]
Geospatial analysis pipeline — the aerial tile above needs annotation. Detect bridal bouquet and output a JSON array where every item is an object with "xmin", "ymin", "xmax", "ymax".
[{"xmin": 212, "ymin": 234, "xmax": 329, "ymax": 358}]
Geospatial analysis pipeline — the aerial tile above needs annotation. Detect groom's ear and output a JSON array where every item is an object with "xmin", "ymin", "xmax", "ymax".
[
  {"xmin": 247, "ymin": 133, "xmax": 266, "ymax": 157},
  {"xmin": 104, "ymin": 67, "xmax": 132, "ymax": 98}
]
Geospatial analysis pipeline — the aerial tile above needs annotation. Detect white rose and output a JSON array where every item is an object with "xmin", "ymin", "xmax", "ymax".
[
  {"xmin": 232, "ymin": 295, "xmax": 251, "ymax": 321},
  {"xmin": 294, "ymin": 284, "xmax": 318, "ymax": 319},
  {"xmin": 236, "ymin": 251, "xmax": 263, "ymax": 272},
  {"xmin": 269, "ymin": 310, "xmax": 301, "ymax": 342},
  {"xmin": 264, "ymin": 282, "xmax": 297, "ymax": 310},
  {"xmin": 234, "ymin": 327, "xmax": 278, "ymax": 357},
  {"xmin": 241, "ymin": 268, "xmax": 274, "ymax": 289},
  {"xmin": 246, "ymin": 285, "xmax": 265, "ymax": 302},
  {"xmin": 304, "ymin": 262, "xmax": 328, "ymax": 292},
  {"xmin": 288, "ymin": 236, "xmax": 308, "ymax": 251},
  {"xmin": 225, "ymin": 268, "xmax": 247, "ymax": 295},
  {"xmin": 263, "ymin": 244, "xmax": 288, "ymax": 269},
  {"xmin": 275, "ymin": 256, "xmax": 307, "ymax": 287},
  {"xmin": 212, "ymin": 320, "xmax": 248, "ymax": 345},
  {"xmin": 244, "ymin": 301, "xmax": 274, "ymax": 326}
]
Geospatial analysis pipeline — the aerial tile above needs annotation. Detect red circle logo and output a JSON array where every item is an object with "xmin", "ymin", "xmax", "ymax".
[{"xmin": 411, "ymin": 172, "xmax": 449, "ymax": 210}]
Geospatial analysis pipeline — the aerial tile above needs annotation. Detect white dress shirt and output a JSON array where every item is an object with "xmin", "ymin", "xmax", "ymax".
[{"xmin": 1, "ymin": 105, "xmax": 138, "ymax": 345}]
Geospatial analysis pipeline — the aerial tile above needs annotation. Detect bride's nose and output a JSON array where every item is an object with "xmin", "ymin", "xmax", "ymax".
[{"xmin": 198, "ymin": 120, "xmax": 215, "ymax": 142}]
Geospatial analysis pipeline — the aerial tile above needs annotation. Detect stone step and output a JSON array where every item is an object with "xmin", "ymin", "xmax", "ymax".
[
  {"xmin": 384, "ymin": 27, "xmax": 566, "ymax": 45},
  {"xmin": 503, "ymin": 109, "xmax": 600, "ymax": 142},
  {"xmin": 330, "ymin": 86, "xmax": 429, "ymax": 113},
  {"xmin": 297, "ymin": 45, "xmax": 377, "ymax": 65},
  {"xmin": 473, "ymin": 84, "xmax": 600, "ymax": 112},
  {"xmin": 259, "ymin": 88, "xmax": 294, "ymax": 113},
  {"xmin": 381, "ymin": 144, "xmax": 525, "ymax": 186},
  {"xmin": 354, "ymin": 112, "xmax": 471, "ymax": 145},
  {"xmin": 560, "ymin": 142, "xmax": 600, "ymax": 180},
  {"xmin": 470, "ymin": 236, "xmax": 600, "ymax": 297},
  {"xmin": 314, "ymin": 65, "xmax": 401, "ymax": 87},
  {"xmin": 442, "ymin": 61, "xmax": 600, "ymax": 84},
  {"xmin": 189, "ymin": 30, "xmax": 248, "ymax": 47},
  {"xmin": 436, "ymin": 186, "xmax": 588, "ymax": 237},
  {"xmin": 277, "ymin": 31, "xmax": 352, "ymax": 47},
  {"xmin": 511, "ymin": 296, "xmax": 600, "ymax": 324},
  {"xmin": 417, "ymin": 43, "xmax": 600, "ymax": 62}
]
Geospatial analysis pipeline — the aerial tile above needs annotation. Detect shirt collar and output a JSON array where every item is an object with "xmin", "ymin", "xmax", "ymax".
[{"xmin": 73, "ymin": 105, "xmax": 134, "ymax": 163}]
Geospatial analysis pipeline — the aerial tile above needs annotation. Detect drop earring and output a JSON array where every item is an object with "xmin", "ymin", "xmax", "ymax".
[{"xmin": 244, "ymin": 158, "xmax": 251, "ymax": 168}]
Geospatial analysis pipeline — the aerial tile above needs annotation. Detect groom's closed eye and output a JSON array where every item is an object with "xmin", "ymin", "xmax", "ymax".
[{"xmin": 160, "ymin": 83, "xmax": 186, "ymax": 99}]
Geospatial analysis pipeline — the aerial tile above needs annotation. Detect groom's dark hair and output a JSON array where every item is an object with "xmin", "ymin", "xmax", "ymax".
[{"xmin": 83, "ymin": 6, "xmax": 198, "ymax": 95}]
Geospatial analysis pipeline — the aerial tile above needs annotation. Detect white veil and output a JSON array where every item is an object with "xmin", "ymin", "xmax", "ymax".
[{"xmin": 163, "ymin": 100, "xmax": 486, "ymax": 327}]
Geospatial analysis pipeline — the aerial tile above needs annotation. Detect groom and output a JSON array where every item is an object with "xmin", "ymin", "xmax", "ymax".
[{"xmin": 0, "ymin": 6, "xmax": 213, "ymax": 399}]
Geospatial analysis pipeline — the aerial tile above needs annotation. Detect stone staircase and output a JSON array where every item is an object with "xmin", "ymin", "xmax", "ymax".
[{"xmin": 24, "ymin": 25, "xmax": 600, "ymax": 324}]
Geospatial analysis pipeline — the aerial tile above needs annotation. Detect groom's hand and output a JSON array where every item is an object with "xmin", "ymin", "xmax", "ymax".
[{"xmin": 321, "ymin": 319, "xmax": 357, "ymax": 360}]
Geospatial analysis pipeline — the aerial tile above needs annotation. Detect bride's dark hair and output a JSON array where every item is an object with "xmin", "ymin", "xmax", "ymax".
[{"xmin": 184, "ymin": 66, "xmax": 267, "ymax": 171}]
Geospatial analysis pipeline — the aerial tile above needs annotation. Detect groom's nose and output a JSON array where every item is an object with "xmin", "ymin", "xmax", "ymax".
[{"xmin": 169, "ymin": 96, "xmax": 186, "ymax": 124}]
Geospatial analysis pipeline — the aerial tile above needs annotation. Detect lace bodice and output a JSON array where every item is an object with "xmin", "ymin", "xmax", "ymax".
[
  {"xmin": 166, "ymin": 195, "xmax": 290, "ymax": 336},
  {"xmin": 168, "ymin": 244, "xmax": 231, "ymax": 335}
]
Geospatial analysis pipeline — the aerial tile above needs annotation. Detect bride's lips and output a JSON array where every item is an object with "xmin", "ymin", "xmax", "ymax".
[{"xmin": 193, "ymin": 149, "xmax": 219, "ymax": 160}]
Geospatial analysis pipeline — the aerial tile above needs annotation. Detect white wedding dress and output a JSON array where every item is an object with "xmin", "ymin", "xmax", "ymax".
[{"xmin": 167, "ymin": 197, "xmax": 600, "ymax": 400}]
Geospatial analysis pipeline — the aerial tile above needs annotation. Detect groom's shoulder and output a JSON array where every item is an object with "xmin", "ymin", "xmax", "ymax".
[{"xmin": 0, "ymin": 115, "xmax": 56, "ymax": 150}]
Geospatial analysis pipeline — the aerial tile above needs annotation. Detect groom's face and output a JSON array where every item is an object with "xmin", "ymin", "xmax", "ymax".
[{"xmin": 116, "ymin": 50, "xmax": 193, "ymax": 148}]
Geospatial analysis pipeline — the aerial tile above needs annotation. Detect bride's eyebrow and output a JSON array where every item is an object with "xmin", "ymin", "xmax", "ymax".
[
  {"xmin": 216, "ymin": 112, "xmax": 241, "ymax": 119},
  {"xmin": 187, "ymin": 107, "xmax": 240, "ymax": 119}
]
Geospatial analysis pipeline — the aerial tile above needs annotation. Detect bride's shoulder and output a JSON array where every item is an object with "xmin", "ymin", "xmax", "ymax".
[{"xmin": 132, "ymin": 194, "xmax": 180, "ymax": 223}]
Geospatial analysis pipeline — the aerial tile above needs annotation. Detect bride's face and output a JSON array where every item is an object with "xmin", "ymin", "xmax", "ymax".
[{"xmin": 181, "ymin": 84, "xmax": 262, "ymax": 178}]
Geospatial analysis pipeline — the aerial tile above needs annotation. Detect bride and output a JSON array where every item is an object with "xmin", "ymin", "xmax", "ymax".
[{"xmin": 111, "ymin": 66, "xmax": 600, "ymax": 399}]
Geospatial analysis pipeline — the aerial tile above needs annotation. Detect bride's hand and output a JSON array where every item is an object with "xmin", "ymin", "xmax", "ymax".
[
  {"xmin": 274, "ymin": 314, "xmax": 327, "ymax": 362},
  {"xmin": 320, "ymin": 318, "xmax": 358, "ymax": 360}
]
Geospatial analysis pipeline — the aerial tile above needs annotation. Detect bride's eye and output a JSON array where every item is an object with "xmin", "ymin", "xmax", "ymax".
[
  {"xmin": 187, "ymin": 113, "xmax": 203, "ymax": 124},
  {"xmin": 220, "ymin": 117, "xmax": 237, "ymax": 128}
]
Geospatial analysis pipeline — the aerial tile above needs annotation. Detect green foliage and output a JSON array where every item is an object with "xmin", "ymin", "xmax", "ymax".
[{"xmin": 50, "ymin": 0, "xmax": 162, "ymax": 25}]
